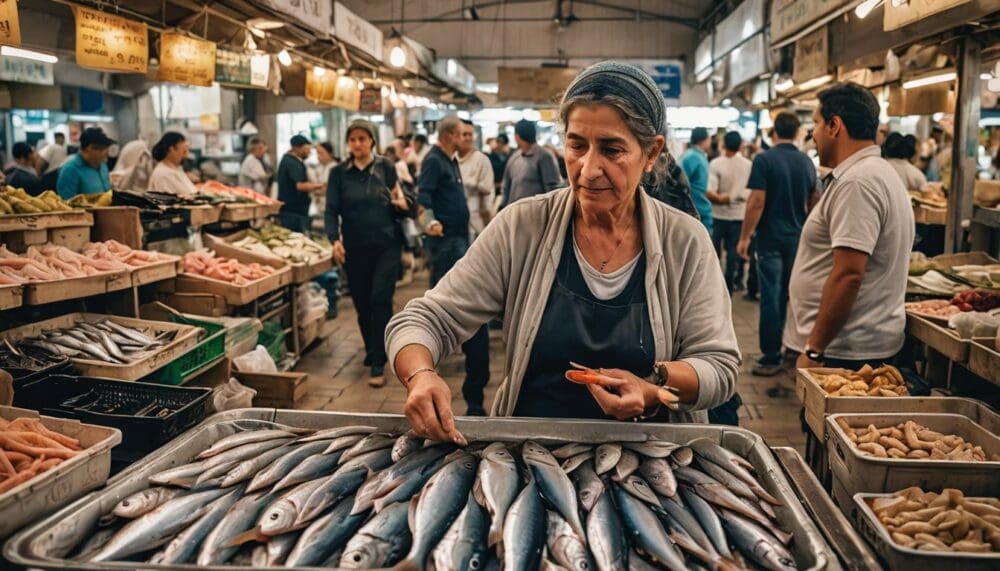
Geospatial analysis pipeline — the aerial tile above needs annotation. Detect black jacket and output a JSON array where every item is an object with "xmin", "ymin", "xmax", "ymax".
[{"xmin": 645, "ymin": 152, "xmax": 699, "ymax": 219}]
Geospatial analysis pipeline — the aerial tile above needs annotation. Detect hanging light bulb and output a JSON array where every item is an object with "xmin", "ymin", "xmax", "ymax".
[
  {"xmin": 390, "ymin": 45, "xmax": 407, "ymax": 68},
  {"xmin": 277, "ymin": 49, "xmax": 292, "ymax": 66},
  {"xmin": 314, "ymin": 66, "xmax": 326, "ymax": 77},
  {"xmin": 358, "ymin": 79, "xmax": 366, "ymax": 91}
]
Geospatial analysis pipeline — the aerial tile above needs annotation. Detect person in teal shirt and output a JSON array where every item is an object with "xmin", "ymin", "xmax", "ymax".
[
  {"xmin": 680, "ymin": 126, "xmax": 713, "ymax": 236},
  {"xmin": 56, "ymin": 127, "xmax": 114, "ymax": 199}
]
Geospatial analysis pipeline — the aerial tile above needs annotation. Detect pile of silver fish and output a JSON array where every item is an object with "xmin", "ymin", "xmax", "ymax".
[
  {"xmin": 13, "ymin": 319, "xmax": 175, "ymax": 365},
  {"xmin": 72, "ymin": 422, "xmax": 798, "ymax": 570}
]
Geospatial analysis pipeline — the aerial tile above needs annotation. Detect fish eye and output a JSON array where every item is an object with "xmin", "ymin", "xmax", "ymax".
[
  {"xmin": 351, "ymin": 553, "xmax": 364, "ymax": 562},
  {"xmin": 269, "ymin": 513, "xmax": 279, "ymax": 520},
  {"xmin": 470, "ymin": 555, "xmax": 481, "ymax": 569},
  {"xmin": 578, "ymin": 563, "xmax": 589, "ymax": 570}
]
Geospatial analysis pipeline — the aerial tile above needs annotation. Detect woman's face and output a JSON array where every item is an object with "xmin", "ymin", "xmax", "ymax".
[
  {"xmin": 168, "ymin": 139, "xmax": 188, "ymax": 164},
  {"xmin": 348, "ymin": 129, "xmax": 374, "ymax": 160},
  {"xmin": 316, "ymin": 145, "xmax": 333, "ymax": 164},
  {"xmin": 564, "ymin": 104, "xmax": 662, "ymax": 214}
]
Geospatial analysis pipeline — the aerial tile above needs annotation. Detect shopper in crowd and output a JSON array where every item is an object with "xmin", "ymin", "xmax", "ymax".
[
  {"xmin": 737, "ymin": 112, "xmax": 819, "ymax": 376},
  {"xmin": 277, "ymin": 134, "xmax": 325, "ymax": 232},
  {"xmin": 883, "ymin": 132, "xmax": 928, "ymax": 191},
  {"xmin": 407, "ymin": 133, "xmax": 430, "ymax": 176},
  {"xmin": 315, "ymin": 141, "xmax": 338, "ymax": 189},
  {"xmin": 679, "ymin": 127, "xmax": 714, "ymax": 235},
  {"xmin": 416, "ymin": 116, "xmax": 491, "ymax": 416},
  {"xmin": 645, "ymin": 150, "xmax": 699, "ymax": 218},
  {"xmin": 388, "ymin": 62, "xmax": 739, "ymax": 442},
  {"xmin": 5, "ymin": 142, "xmax": 43, "ymax": 196},
  {"xmin": 501, "ymin": 119, "xmax": 563, "ymax": 206},
  {"xmin": 876, "ymin": 124, "xmax": 890, "ymax": 147},
  {"xmin": 56, "ymin": 127, "xmax": 114, "ymax": 199},
  {"xmin": 239, "ymin": 137, "xmax": 271, "ymax": 195},
  {"xmin": 326, "ymin": 120, "xmax": 414, "ymax": 386},
  {"xmin": 458, "ymin": 119, "xmax": 495, "ymax": 239},
  {"xmin": 787, "ymin": 83, "xmax": 914, "ymax": 370},
  {"xmin": 110, "ymin": 140, "xmax": 154, "ymax": 192},
  {"xmin": 148, "ymin": 132, "xmax": 197, "ymax": 196},
  {"xmin": 391, "ymin": 137, "xmax": 415, "ymax": 192},
  {"xmin": 38, "ymin": 132, "xmax": 67, "ymax": 175},
  {"xmin": 545, "ymin": 143, "xmax": 569, "ymax": 181},
  {"xmin": 488, "ymin": 133, "xmax": 511, "ymax": 193},
  {"xmin": 708, "ymin": 131, "xmax": 752, "ymax": 293}
]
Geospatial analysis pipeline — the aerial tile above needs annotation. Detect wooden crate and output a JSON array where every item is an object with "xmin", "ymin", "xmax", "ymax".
[
  {"xmin": 258, "ymin": 202, "xmax": 282, "ymax": 218},
  {"xmin": 184, "ymin": 357, "xmax": 232, "ymax": 389},
  {"xmin": 0, "ymin": 312, "xmax": 202, "ymax": 381},
  {"xmin": 298, "ymin": 314, "xmax": 324, "ymax": 348},
  {"xmin": 156, "ymin": 291, "xmax": 230, "ymax": 317},
  {"xmin": 204, "ymin": 231, "xmax": 331, "ymax": 285},
  {"xmin": 172, "ymin": 246, "xmax": 291, "ymax": 306},
  {"xmin": 23, "ymin": 270, "xmax": 131, "ymax": 305},
  {"xmin": 130, "ymin": 256, "xmax": 180, "ymax": 287},
  {"xmin": 913, "ymin": 204, "xmax": 947, "ymax": 225},
  {"xmin": 796, "ymin": 368, "xmax": 913, "ymax": 440},
  {"xmin": 181, "ymin": 205, "xmax": 221, "ymax": 228},
  {"xmin": 219, "ymin": 203, "xmax": 258, "ymax": 222},
  {"xmin": 291, "ymin": 255, "xmax": 333, "ymax": 284},
  {"xmin": 90, "ymin": 207, "xmax": 142, "ymax": 249},
  {"xmin": 233, "ymin": 370, "xmax": 308, "ymax": 409},
  {"xmin": 0, "ymin": 210, "xmax": 92, "ymax": 233},
  {"xmin": 905, "ymin": 312, "xmax": 969, "ymax": 362},
  {"xmin": 967, "ymin": 339, "xmax": 1000, "ymax": 387},
  {"xmin": 0, "ymin": 285, "xmax": 23, "ymax": 310}
]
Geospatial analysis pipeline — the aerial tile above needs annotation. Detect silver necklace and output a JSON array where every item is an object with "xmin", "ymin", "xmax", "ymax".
[{"xmin": 576, "ymin": 215, "xmax": 634, "ymax": 272}]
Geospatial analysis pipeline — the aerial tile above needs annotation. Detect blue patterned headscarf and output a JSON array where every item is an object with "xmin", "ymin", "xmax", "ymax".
[{"xmin": 561, "ymin": 61, "xmax": 666, "ymax": 136}]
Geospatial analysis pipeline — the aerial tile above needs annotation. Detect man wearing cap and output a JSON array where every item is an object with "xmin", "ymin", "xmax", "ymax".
[
  {"xmin": 500, "ymin": 119, "xmax": 563, "ymax": 206},
  {"xmin": 57, "ymin": 127, "xmax": 114, "ymax": 199},
  {"xmin": 679, "ymin": 127, "xmax": 714, "ymax": 235},
  {"xmin": 5, "ymin": 142, "xmax": 43, "ymax": 196},
  {"xmin": 277, "ymin": 134, "xmax": 325, "ymax": 232}
]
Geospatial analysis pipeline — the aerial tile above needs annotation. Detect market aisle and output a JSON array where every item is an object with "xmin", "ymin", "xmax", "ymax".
[{"xmin": 296, "ymin": 271, "xmax": 806, "ymax": 455}]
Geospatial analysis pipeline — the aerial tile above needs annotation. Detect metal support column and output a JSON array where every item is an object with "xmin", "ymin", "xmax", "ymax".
[{"xmin": 946, "ymin": 35, "xmax": 982, "ymax": 253}]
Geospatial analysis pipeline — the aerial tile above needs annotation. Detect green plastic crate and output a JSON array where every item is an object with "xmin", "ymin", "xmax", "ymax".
[
  {"xmin": 258, "ymin": 320, "xmax": 286, "ymax": 364},
  {"xmin": 142, "ymin": 316, "xmax": 226, "ymax": 385}
]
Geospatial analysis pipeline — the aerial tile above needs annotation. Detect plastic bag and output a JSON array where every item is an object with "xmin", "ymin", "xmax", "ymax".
[
  {"xmin": 212, "ymin": 377, "xmax": 257, "ymax": 411},
  {"xmin": 949, "ymin": 311, "xmax": 1000, "ymax": 339},
  {"xmin": 232, "ymin": 344, "xmax": 277, "ymax": 373}
]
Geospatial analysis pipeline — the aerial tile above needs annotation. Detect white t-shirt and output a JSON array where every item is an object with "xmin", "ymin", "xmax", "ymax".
[
  {"xmin": 148, "ymin": 162, "xmax": 198, "ymax": 196},
  {"xmin": 458, "ymin": 150, "xmax": 495, "ymax": 237},
  {"xmin": 887, "ymin": 158, "xmax": 928, "ymax": 191},
  {"xmin": 38, "ymin": 143, "xmax": 67, "ymax": 174},
  {"xmin": 239, "ymin": 154, "xmax": 269, "ymax": 194},
  {"xmin": 784, "ymin": 146, "xmax": 914, "ymax": 360},
  {"xmin": 708, "ymin": 153, "xmax": 752, "ymax": 221}
]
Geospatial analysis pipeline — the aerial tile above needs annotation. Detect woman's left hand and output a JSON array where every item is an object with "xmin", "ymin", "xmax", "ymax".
[{"xmin": 582, "ymin": 368, "xmax": 658, "ymax": 421}]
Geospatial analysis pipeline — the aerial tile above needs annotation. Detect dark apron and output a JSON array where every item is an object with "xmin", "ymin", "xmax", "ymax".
[{"xmin": 514, "ymin": 229, "xmax": 655, "ymax": 420}]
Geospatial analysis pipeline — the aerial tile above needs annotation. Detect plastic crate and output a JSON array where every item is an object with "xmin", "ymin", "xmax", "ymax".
[
  {"xmin": 259, "ymin": 320, "xmax": 286, "ymax": 364},
  {"xmin": 12, "ymin": 374, "xmax": 211, "ymax": 458},
  {"xmin": 141, "ymin": 315, "xmax": 226, "ymax": 385}
]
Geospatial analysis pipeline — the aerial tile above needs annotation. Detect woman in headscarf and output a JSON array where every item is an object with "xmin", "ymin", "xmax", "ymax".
[
  {"xmin": 386, "ymin": 62, "xmax": 741, "ymax": 443},
  {"xmin": 110, "ymin": 140, "xmax": 154, "ymax": 192}
]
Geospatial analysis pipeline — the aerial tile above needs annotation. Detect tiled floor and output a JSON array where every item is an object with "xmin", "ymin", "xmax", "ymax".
[{"xmin": 295, "ymin": 272, "xmax": 806, "ymax": 455}]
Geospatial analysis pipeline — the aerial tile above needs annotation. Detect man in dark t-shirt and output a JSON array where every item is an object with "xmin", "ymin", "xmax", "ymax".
[
  {"xmin": 277, "ymin": 135, "xmax": 324, "ymax": 232},
  {"xmin": 737, "ymin": 112, "xmax": 819, "ymax": 376}
]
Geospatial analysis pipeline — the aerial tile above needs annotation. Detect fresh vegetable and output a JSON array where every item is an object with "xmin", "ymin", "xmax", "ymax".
[
  {"xmin": 231, "ymin": 223, "xmax": 331, "ymax": 265},
  {"xmin": 951, "ymin": 289, "xmax": 1000, "ymax": 313},
  {"xmin": 0, "ymin": 416, "xmax": 82, "ymax": 494},
  {"xmin": 68, "ymin": 191, "xmax": 113, "ymax": 208},
  {"xmin": 0, "ymin": 187, "xmax": 74, "ymax": 214}
]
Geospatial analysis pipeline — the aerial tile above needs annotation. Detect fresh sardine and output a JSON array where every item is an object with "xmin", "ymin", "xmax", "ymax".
[
  {"xmin": 247, "ymin": 440, "xmax": 330, "ymax": 492},
  {"xmin": 561, "ymin": 451, "xmax": 592, "ymax": 474},
  {"xmin": 595, "ymin": 443, "xmax": 622, "ymax": 475},
  {"xmin": 339, "ymin": 501, "xmax": 412, "ymax": 568},
  {"xmin": 622, "ymin": 440, "xmax": 680, "ymax": 459},
  {"xmin": 298, "ymin": 424, "xmax": 379, "ymax": 443},
  {"xmin": 719, "ymin": 509, "xmax": 797, "ymax": 571},
  {"xmin": 352, "ymin": 445, "xmax": 450, "ymax": 515},
  {"xmin": 220, "ymin": 444, "xmax": 294, "ymax": 487},
  {"xmin": 619, "ymin": 474, "xmax": 660, "ymax": 506},
  {"xmin": 660, "ymin": 491, "xmax": 725, "ymax": 559},
  {"xmin": 400, "ymin": 451, "xmax": 478, "ymax": 568},
  {"xmin": 155, "ymin": 486, "xmax": 243, "ymax": 565},
  {"xmin": 639, "ymin": 458, "xmax": 677, "ymax": 497},
  {"xmin": 572, "ymin": 461, "xmax": 605, "ymax": 513},
  {"xmin": 587, "ymin": 487, "xmax": 628, "ymax": 571},
  {"xmin": 674, "ymin": 466, "xmax": 775, "ymax": 529},
  {"xmin": 273, "ymin": 448, "xmax": 345, "ymax": 491},
  {"xmin": 284, "ymin": 494, "xmax": 367, "ymax": 567},
  {"xmin": 197, "ymin": 429, "xmax": 296, "ymax": 459},
  {"xmin": 688, "ymin": 439, "xmax": 780, "ymax": 505},
  {"xmin": 502, "ymin": 479, "xmax": 546, "ymax": 571},
  {"xmin": 696, "ymin": 456, "xmax": 758, "ymax": 501},
  {"xmin": 612, "ymin": 484, "xmax": 686, "ymax": 571},
  {"xmin": 196, "ymin": 491, "xmax": 274, "ymax": 565},
  {"xmin": 296, "ymin": 467, "xmax": 368, "ymax": 525},
  {"xmin": 547, "ymin": 510, "xmax": 595, "ymax": 571},
  {"xmin": 613, "ymin": 450, "xmax": 640, "ymax": 482},
  {"xmin": 112, "ymin": 487, "xmax": 183, "ymax": 519},
  {"xmin": 251, "ymin": 532, "xmax": 297, "ymax": 567},
  {"xmin": 322, "ymin": 433, "xmax": 368, "ymax": 455},
  {"xmin": 551, "ymin": 442, "xmax": 592, "ymax": 459},
  {"xmin": 523, "ymin": 440, "xmax": 585, "ymax": 540},
  {"xmin": 392, "ymin": 431, "xmax": 424, "ymax": 462},
  {"xmin": 339, "ymin": 432, "xmax": 396, "ymax": 463},
  {"xmin": 432, "ymin": 493, "xmax": 489, "ymax": 571},
  {"xmin": 472, "ymin": 442, "xmax": 520, "ymax": 546}
]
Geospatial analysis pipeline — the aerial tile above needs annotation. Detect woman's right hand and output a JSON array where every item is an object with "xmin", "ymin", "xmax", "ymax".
[{"xmin": 403, "ymin": 372, "xmax": 467, "ymax": 446}]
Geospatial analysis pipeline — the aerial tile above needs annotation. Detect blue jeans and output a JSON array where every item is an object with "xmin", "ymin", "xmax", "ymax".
[
  {"xmin": 757, "ymin": 240, "xmax": 798, "ymax": 366},
  {"xmin": 426, "ymin": 234, "xmax": 490, "ymax": 413},
  {"xmin": 712, "ymin": 219, "xmax": 743, "ymax": 293}
]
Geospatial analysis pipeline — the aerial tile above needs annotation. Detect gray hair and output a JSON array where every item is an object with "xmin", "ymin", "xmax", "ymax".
[{"xmin": 437, "ymin": 116, "xmax": 462, "ymax": 137}]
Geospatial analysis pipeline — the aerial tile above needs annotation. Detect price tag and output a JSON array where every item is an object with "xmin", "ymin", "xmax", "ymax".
[
  {"xmin": 0, "ymin": 0, "xmax": 21, "ymax": 47},
  {"xmin": 74, "ymin": 6, "xmax": 148, "ymax": 73},
  {"xmin": 158, "ymin": 33, "xmax": 216, "ymax": 87}
]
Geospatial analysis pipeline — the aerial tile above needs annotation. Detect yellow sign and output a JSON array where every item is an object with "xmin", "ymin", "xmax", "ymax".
[
  {"xmin": 157, "ymin": 33, "xmax": 216, "ymax": 87},
  {"xmin": 884, "ymin": 0, "xmax": 970, "ymax": 32},
  {"xmin": 0, "ymin": 0, "xmax": 21, "ymax": 47},
  {"xmin": 304, "ymin": 67, "xmax": 338, "ymax": 105},
  {"xmin": 331, "ymin": 76, "xmax": 361, "ymax": 111},
  {"xmin": 74, "ymin": 6, "xmax": 148, "ymax": 73}
]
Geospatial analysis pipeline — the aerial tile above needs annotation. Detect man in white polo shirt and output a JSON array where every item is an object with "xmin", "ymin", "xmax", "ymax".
[
  {"xmin": 787, "ymin": 82, "xmax": 914, "ymax": 370},
  {"xmin": 707, "ymin": 131, "xmax": 752, "ymax": 293}
]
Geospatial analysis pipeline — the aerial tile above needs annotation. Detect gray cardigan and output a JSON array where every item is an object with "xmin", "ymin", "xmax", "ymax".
[{"xmin": 385, "ymin": 187, "xmax": 741, "ymax": 422}]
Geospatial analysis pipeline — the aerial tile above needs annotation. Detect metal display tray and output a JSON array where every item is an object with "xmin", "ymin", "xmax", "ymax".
[
  {"xmin": 827, "ymin": 413, "xmax": 1000, "ymax": 507},
  {"xmin": 852, "ymin": 491, "xmax": 1000, "ymax": 571},
  {"xmin": 4, "ymin": 409, "xmax": 840, "ymax": 570}
]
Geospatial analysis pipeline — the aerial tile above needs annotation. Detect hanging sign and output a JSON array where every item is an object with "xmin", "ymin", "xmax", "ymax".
[
  {"xmin": 250, "ymin": 54, "xmax": 270, "ymax": 87},
  {"xmin": 215, "ymin": 49, "xmax": 269, "ymax": 88},
  {"xmin": 358, "ymin": 88, "xmax": 383, "ymax": 113},
  {"xmin": 622, "ymin": 60, "xmax": 683, "ymax": 105},
  {"xmin": 884, "ymin": 0, "xmax": 970, "ymax": 32},
  {"xmin": 0, "ymin": 0, "xmax": 21, "ymax": 47},
  {"xmin": 73, "ymin": 6, "xmax": 148, "ymax": 73},
  {"xmin": 714, "ymin": 0, "xmax": 766, "ymax": 58},
  {"xmin": 694, "ymin": 33, "xmax": 713, "ymax": 82},
  {"xmin": 498, "ymin": 67, "xmax": 580, "ymax": 104},
  {"xmin": 793, "ymin": 26, "xmax": 828, "ymax": 83},
  {"xmin": 305, "ymin": 67, "xmax": 338, "ymax": 105},
  {"xmin": 257, "ymin": 0, "xmax": 331, "ymax": 36},
  {"xmin": 0, "ymin": 56, "xmax": 52, "ymax": 85},
  {"xmin": 158, "ymin": 33, "xmax": 216, "ymax": 87},
  {"xmin": 331, "ymin": 75, "xmax": 361, "ymax": 111},
  {"xmin": 771, "ymin": 0, "xmax": 849, "ymax": 44},
  {"xmin": 332, "ymin": 2, "xmax": 383, "ymax": 61}
]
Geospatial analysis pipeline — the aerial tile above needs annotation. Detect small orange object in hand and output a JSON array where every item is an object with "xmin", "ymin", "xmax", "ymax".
[{"xmin": 565, "ymin": 370, "xmax": 606, "ymax": 385}]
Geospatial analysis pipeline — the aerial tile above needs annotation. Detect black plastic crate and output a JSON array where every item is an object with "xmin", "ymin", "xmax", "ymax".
[{"xmin": 13, "ymin": 374, "xmax": 211, "ymax": 457}]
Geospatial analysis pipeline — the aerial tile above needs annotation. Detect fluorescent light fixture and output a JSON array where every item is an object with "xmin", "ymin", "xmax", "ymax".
[
  {"xmin": 277, "ymin": 49, "xmax": 292, "ymax": 66},
  {"xmin": 313, "ymin": 66, "xmax": 326, "ymax": 77},
  {"xmin": 389, "ymin": 45, "xmax": 407, "ymax": 68},
  {"xmin": 797, "ymin": 74, "xmax": 834, "ymax": 92},
  {"xmin": 855, "ymin": 0, "xmax": 883, "ymax": 19},
  {"xmin": 775, "ymin": 77, "xmax": 795, "ymax": 92},
  {"xmin": 1, "ymin": 46, "xmax": 58, "ymax": 64},
  {"xmin": 903, "ymin": 72, "xmax": 956, "ymax": 90},
  {"xmin": 69, "ymin": 114, "xmax": 113, "ymax": 122}
]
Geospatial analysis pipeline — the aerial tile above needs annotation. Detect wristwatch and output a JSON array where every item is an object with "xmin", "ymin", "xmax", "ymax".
[
  {"xmin": 650, "ymin": 360, "xmax": 670, "ymax": 387},
  {"xmin": 804, "ymin": 347, "xmax": 825, "ymax": 362}
]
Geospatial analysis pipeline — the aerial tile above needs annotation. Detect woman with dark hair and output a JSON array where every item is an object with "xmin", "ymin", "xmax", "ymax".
[
  {"xmin": 883, "ymin": 132, "xmax": 927, "ymax": 191},
  {"xmin": 315, "ymin": 141, "xmax": 337, "ymax": 188},
  {"xmin": 148, "ymin": 131, "xmax": 196, "ymax": 195},
  {"xmin": 325, "ymin": 120, "xmax": 416, "ymax": 387},
  {"xmin": 387, "ymin": 62, "xmax": 740, "ymax": 443}
]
